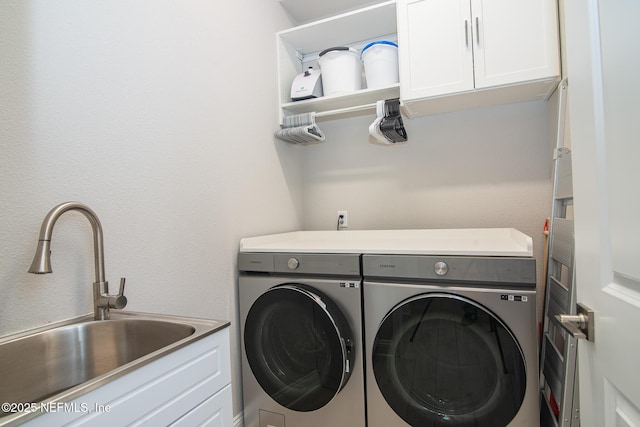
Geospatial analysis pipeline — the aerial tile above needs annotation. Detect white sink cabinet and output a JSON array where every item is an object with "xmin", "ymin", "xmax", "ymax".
[
  {"xmin": 397, "ymin": 0, "xmax": 561, "ymax": 117},
  {"xmin": 22, "ymin": 326, "xmax": 232, "ymax": 427}
]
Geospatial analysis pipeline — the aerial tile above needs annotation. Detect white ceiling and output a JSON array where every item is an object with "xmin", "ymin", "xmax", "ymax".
[{"xmin": 279, "ymin": 0, "xmax": 382, "ymax": 24}]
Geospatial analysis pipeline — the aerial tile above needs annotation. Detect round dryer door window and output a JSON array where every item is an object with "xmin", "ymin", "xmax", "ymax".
[
  {"xmin": 244, "ymin": 284, "xmax": 354, "ymax": 412},
  {"xmin": 372, "ymin": 293, "xmax": 526, "ymax": 426}
]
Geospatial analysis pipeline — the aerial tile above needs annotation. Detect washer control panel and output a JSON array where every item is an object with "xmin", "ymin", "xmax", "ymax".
[{"xmin": 239, "ymin": 253, "xmax": 361, "ymax": 276}]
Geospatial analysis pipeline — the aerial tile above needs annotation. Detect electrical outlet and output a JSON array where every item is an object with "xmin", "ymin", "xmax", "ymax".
[{"xmin": 337, "ymin": 210, "xmax": 348, "ymax": 229}]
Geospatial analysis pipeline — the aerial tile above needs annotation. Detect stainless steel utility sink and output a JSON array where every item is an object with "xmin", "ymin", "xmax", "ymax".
[{"xmin": 0, "ymin": 311, "xmax": 228, "ymax": 423}]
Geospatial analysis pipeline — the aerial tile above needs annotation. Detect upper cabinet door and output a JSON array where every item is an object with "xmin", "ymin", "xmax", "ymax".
[
  {"xmin": 398, "ymin": 0, "xmax": 475, "ymax": 100},
  {"xmin": 471, "ymin": 0, "xmax": 560, "ymax": 88}
]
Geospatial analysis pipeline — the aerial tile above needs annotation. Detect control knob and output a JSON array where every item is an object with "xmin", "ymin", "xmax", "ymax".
[
  {"xmin": 434, "ymin": 261, "xmax": 449, "ymax": 276},
  {"xmin": 287, "ymin": 257, "xmax": 300, "ymax": 270}
]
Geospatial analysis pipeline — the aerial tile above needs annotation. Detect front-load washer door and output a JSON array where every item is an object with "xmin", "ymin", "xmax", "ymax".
[
  {"xmin": 244, "ymin": 283, "xmax": 355, "ymax": 412},
  {"xmin": 372, "ymin": 293, "xmax": 527, "ymax": 427}
]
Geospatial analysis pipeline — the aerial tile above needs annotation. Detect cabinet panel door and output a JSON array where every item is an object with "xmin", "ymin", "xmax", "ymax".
[
  {"xmin": 398, "ymin": 0, "xmax": 474, "ymax": 100},
  {"xmin": 471, "ymin": 0, "xmax": 560, "ymax": 88}
]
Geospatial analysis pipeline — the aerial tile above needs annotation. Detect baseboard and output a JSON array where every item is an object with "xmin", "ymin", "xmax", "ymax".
[{"xmin": 233, "ymin": 412, "xmax": 244, "ymax": 427}]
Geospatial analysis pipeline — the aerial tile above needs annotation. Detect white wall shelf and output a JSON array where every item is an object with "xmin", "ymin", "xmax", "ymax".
[
  {"xmin": 282, "ymin": 84, "xmax": 399, "ymax": 121},
  {"xmin": 276, "ymin": 1, "xmax": 398, "ymax": 122}
]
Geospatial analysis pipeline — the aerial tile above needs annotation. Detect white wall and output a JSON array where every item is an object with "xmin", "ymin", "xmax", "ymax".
[
  {"xmin": 302, "ymin": 99, "xmax": 555, "ymax": 298},
  {"xmin": 0, "ymin": 0, "xmax": 300, "ymax": 418}
]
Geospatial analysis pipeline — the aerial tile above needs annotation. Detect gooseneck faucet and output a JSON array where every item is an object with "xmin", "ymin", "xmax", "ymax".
[{"xmin": 28, "ymin": 201, "xmax": 127, "ymax": 320}]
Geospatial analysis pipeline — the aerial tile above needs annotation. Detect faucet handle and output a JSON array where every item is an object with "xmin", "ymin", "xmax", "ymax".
[
  {"xmin": 118, "ymin": 277, "xmax": 126, "ymax": 296},
  {"xmin": 109, "ymin": 277, "xmax": 127, "ymax": 310}
]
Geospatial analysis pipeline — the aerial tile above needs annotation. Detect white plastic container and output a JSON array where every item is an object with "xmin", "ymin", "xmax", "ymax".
[
  {"xmin": 318, "ymin": 47, "xmax": 362, "ymax": 96},
  {"xmin": 361, "ymin": 41, "xmax": 399, "ymax": 89}
]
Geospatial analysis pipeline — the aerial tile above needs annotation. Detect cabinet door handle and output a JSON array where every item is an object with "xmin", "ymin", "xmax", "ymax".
[
  {"xmin": 465, "ymin": 20, "xmax": 469, "ymax": 47},
  {"xmin": 475, "ymin": 17, "xmax": 480, "ymax": 45}
]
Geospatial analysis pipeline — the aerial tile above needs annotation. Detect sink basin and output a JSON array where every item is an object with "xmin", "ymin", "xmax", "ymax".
[{"xmin": 0, "ymin": 311, "xmax": 228, "ymax": 423}]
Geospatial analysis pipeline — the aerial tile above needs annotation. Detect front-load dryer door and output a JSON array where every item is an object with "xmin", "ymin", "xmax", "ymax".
[
  {"xmin": 372, "ymin": 293, "xmax": 527, "ymax": 426},
  {"xmin": 244, "ymin": 284, "xmax": 355, "ymax": 412}
]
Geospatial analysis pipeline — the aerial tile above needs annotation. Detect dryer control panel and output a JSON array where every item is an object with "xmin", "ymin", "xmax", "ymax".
[{"xmin": 362, "ymin": 255, "xmax": 536, "ymax": 288}]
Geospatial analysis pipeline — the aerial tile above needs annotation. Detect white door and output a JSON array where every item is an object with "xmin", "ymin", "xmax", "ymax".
[
  {"xmin": 471, "ymin": 0, "xmax": 560, "ymax": 89},
  {"xmin": 397, "ymin": 0, "xmax": 474, "ymax": 100},
  {"xmin": 563, "ymin": 0, "xmax": 640, "ymax": 425}
]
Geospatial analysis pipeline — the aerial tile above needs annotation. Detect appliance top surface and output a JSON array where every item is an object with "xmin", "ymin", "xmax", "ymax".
[{"xmin": 239, "ymin": 228, "xmax": 533, "ymax": 257}]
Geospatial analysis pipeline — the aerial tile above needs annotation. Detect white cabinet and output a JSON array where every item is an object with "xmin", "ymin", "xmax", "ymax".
[
  {"xmin": 398, "ymin": 0, "xmax": 561, "ymax": 117},
  {"xmin": 471, "ymin": 0, "xmax": 560, "ymax": 88},
  {"xmin": 23, "ymin": 326, "xmax": 232, "ymax": 427},
  {"xmin": 398, "ymin": 0, "xmax": 475, "ymax": 99},
  {"xmin": 277, "ymin": 1, "xmax": 399, "ymax": 122}
]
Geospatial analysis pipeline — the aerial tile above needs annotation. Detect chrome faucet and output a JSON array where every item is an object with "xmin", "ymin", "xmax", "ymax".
[{"xmin": 28, "ymin": 202, "xmax": 127, "ymax": 320}]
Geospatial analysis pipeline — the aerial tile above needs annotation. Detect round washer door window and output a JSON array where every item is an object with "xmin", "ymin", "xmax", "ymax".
[
  {"xmin": 244, "ymin": 284, "xmax": 354, "ymax": 412},
  {"xmin": 372, "ymin": 293, "xmax": 526, "ymax": 426}
]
